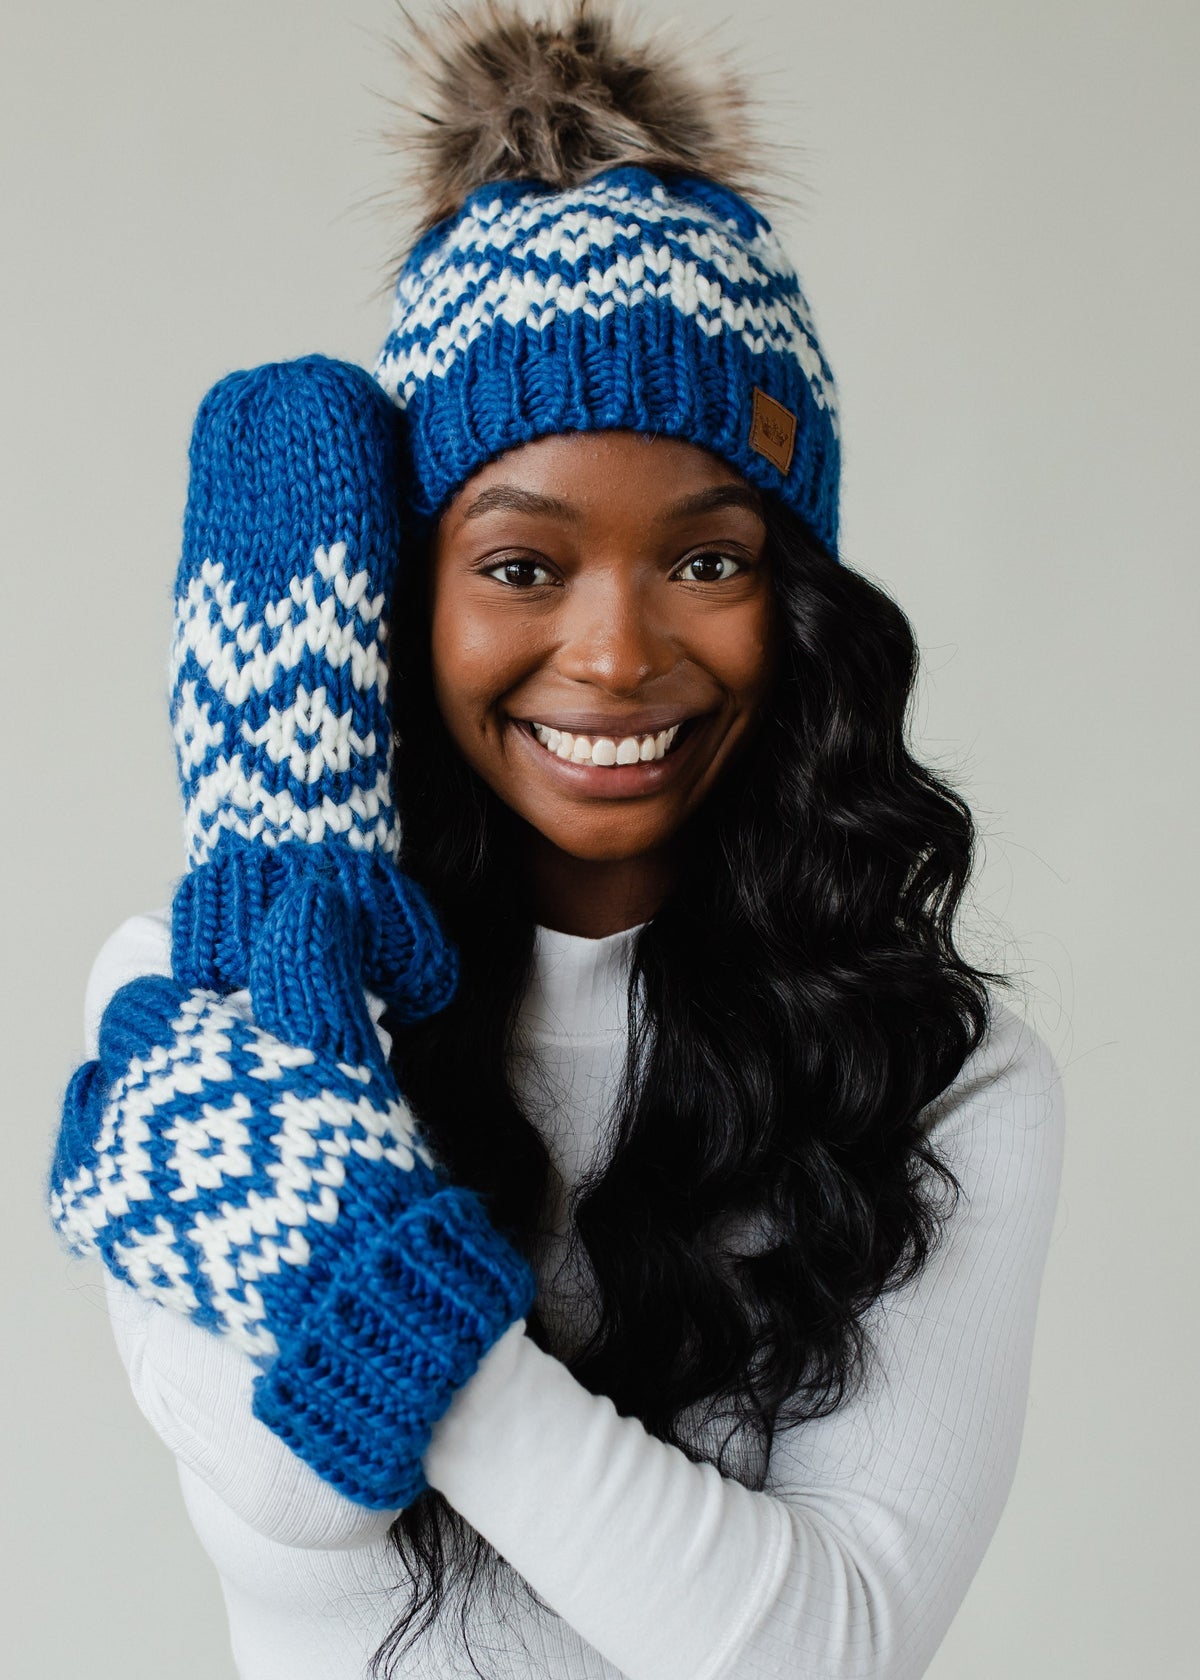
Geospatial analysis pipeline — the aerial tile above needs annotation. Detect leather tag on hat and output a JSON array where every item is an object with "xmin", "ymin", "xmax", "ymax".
[{"xmin": 749, "ymin": 388, "xmax": 797, "ymax": 475}]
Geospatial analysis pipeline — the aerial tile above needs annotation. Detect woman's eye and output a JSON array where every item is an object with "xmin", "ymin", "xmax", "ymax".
[
  {"xmin": 676, "ymin": 552, "xmax": 745, "ymax": 583},
  {"xmin": 483, "ymin": 558, "xmax": 556, "ymax": 587}
]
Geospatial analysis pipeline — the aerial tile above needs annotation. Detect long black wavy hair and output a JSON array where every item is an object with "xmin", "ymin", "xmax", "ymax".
[{"xmin": 370, "ymin": 496, "xmax": 997, "ymax": 1676}]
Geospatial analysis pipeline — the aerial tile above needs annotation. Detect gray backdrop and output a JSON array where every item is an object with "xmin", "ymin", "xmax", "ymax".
[{"xmin": 3, "ymin": 1, "xmax": 1196, "ymax": 1674}]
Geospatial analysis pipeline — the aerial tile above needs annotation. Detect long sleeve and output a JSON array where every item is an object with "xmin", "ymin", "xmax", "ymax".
[
  {"xmin": 421, "ymin": 1003, "xmax": 1064, "ymax": 1680},
  {"xmin": 86, "ymin": 910, "xmax": 510, "ymax": 1553},
  {"xmin": 85, "ymin": 913, "xmax": 1063, "ymax": 1680},
  {"xmin": 82, "ymin": 911, "xmax": 394, "ymax": 1550}
]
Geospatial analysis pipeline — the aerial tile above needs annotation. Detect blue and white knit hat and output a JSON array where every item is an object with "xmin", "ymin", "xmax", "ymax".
[{"xmin": 373, "ymin": 0, "xmax": 841, "ymax": 555}]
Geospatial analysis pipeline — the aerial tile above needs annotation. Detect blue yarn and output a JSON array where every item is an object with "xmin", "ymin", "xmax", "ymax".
[
  {"xmin": 48, "ymin": 354, "xmax": 536, "ymax": 1509},
  {"xmin": 168, "ymin": 354, "xmax": 457, "ymax": 1020},
  {"xmin": 171, "ymin": 840, "xmax": 456, "ymax": 1027},
  {"xmin": 375, "ymin": 166, "xmax": 842, "ymax": 554},
  {"xmin": 173, "ymin": 357, "xmax": 401, "ymax": 853},
  {"xmin": 51, "ymin": 877, "xmax": 536, "ymax": 1510}
]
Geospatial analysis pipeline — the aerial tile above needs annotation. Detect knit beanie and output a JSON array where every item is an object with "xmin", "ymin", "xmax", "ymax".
[{"xmin": 372, "ymin": 0, "xmax": 841, "ymax": 558}]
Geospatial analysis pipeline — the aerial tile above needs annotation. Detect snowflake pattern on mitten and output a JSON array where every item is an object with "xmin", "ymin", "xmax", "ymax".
[
  {"xmin": 165, "ymin": 354, "xmax": 456, "ymax": 1017},
  {"xmin": 52, "ymin": 979, "xmax": 439, "ymax": 1356},
  {"xmin": 172, "ymin": 537, "xmax": 398, "ymax": 865},
  {"xmin": 51, "ymin": 943, "xmax": 535, "ymax": 1508}
]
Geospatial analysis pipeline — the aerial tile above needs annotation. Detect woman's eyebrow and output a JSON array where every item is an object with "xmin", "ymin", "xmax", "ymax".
[
  {"xmin": 460, "ymin": 486, "xmax": 580, "ymax": 522},
  {"xmin": 658, "ymin": 485, "xmax": 764, "ymax": 522},
  {"xmin": 460, "ymin": 483, "xmax": 764, "ymax": 523}
]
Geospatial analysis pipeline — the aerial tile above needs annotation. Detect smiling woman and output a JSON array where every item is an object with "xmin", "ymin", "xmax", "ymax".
[
  {"xmin": 428, "ymin": 433, "xmax": 775, "ymax": 934},
  {"xmin": 46, "ymin": 3, "xmax": 1064, "ymax": 1679}
]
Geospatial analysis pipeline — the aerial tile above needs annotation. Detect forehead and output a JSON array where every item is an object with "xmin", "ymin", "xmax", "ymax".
[{"xmin": 439, "ymin": 431, "xmax": 764, "ymax": 535}]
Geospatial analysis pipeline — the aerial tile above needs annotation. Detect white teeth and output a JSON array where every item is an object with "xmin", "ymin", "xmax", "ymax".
[{"xmin": 528, "ymin": 721, "xmax": 685, "ymax": 766}]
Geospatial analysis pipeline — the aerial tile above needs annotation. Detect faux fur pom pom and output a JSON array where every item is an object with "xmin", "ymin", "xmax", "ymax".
[{"xmin": 383, "ymin": 0, "xmax": 775, "ymax": 236}]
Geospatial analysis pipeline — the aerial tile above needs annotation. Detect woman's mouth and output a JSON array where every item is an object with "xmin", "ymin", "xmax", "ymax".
[
  {"xmin": 526, "ymin": 721, "xmax": 684, "ymax": 767},
  {"xmin": 508, "ymin": 714, "xmax": 705, "ymax": 797}
]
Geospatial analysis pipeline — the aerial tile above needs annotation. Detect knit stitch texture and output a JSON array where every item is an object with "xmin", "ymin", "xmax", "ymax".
[
  {"xmin": 51, "ymin": 877, "xmax": 536, "ymax": 1509},
  {"xmin": 169, "ymin": 355, "xmax": 455, "ymax": 1017},
  {"xmin": 49, "ymin": 355, "xmax": 538, "ymax": 1508},
  {"xmin": 374, "ymin": 167, "xmax": 841, "ymax": 555}
]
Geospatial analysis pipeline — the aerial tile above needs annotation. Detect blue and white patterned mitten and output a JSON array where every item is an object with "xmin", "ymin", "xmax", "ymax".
[
  {"xmin": 51, "ymin": 879, "xmax": 534, "ymax": 1509},
  {"xmin": 166, "ymin": 353, "xmax": 454, "ymax": 1020},
  {"xmin": 49, "ymin": 357, "xmax": 536, "ymax": 1508}
]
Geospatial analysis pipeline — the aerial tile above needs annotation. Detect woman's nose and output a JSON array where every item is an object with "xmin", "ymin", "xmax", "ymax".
[{"xmin": 552, "ymin": 573, "xmax": 675, "ymax": 695}]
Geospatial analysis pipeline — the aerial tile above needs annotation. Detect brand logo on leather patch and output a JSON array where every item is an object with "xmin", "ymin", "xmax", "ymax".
[{"xmin": 749, "ymin": 388, "xmax": 797, "ymax": 475}]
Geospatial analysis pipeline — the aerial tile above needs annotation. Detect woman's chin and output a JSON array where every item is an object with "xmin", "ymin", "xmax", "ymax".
[{"xmin": 522, "ymin": 808, "xmax": 681, "ymax": 868}]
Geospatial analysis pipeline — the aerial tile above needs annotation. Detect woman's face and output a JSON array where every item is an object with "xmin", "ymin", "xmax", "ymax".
[{"xmin": 428, "ymin": 430, "xmax": 775, "ymax": 869}]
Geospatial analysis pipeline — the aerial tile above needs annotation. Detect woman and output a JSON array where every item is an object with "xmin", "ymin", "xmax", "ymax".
[{"xmin": 49, "ymin": 4, "xmax": 1063, "ymax": 1677}]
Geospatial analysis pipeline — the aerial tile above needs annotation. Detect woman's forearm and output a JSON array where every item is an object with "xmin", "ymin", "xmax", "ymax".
[
  {"xmin": 89, "ymin": 915, "xmax": 1063, "ymax": 1680},
  {"xmin": 422, "ymin": 1004, "xmax": 1064, "ymax": 1680}
]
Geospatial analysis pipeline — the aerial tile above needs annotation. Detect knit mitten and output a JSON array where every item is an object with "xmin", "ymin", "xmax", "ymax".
[
  {"xmin": 49, "ymin": 356, "xmax": 537, "ymax": 1508},
  {"xmin": 168, "ymin": 352, "xmax": 455, "ymax": 1018},
  {"xmin": 51, "ymin": 878, "xmax": 535, "ymax": 1508}
]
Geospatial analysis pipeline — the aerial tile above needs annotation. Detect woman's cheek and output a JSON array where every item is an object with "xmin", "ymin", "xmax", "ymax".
[
  {"xmin": 691, "ymin": 602, "xmax": 775, "ymax": 707},
  {"xmin": 431, "ymin": 598, "xmax": 531, "ymax": 761}
]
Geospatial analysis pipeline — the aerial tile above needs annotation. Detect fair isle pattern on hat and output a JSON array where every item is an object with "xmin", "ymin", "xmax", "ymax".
[{"xmin": 374, "ymin": 166, "xmax": 841, "ymax": 554}]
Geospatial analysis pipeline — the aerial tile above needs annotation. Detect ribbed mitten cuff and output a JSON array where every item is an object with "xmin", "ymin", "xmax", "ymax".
[
  {"xmin": 171, "ymin": 840, "xmax": 457, "ymax": 1025},
  {"xmin": 250, "ymin": 1185, "xmax": 538, "ymax": 1510}
]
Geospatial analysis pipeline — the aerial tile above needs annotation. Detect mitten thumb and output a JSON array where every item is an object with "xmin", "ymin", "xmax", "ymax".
[
  {"xmin": 248, "ymin": 868, "xmax": 385, "ymax": 1070},
  {"xmin": 51, "ymin": 974, "xmax": 190, "ymax": 1253},
  {"xmin": 96, "ymin": 974, "xmax": 189, "ymax": 1070}
]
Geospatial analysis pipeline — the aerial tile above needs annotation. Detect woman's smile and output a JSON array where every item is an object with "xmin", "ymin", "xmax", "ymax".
[
  {"xmin": 428, "ymin": 430, "xmax": 777, "ymax": 923},
  {"xmin": 506, "ymin": 710, "xmax": 709, "ymax": 797}
]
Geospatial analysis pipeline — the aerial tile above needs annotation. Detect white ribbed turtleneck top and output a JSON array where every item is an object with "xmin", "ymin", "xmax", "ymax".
[{"xmin": 88, "ymin": 911, "xmax": 1063, "ymax": 1680}]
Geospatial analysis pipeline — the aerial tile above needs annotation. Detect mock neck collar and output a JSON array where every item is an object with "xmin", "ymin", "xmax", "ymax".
[{"xmin": 519, "ymin": 921, "xmax": 644, "ymax": 1043}]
